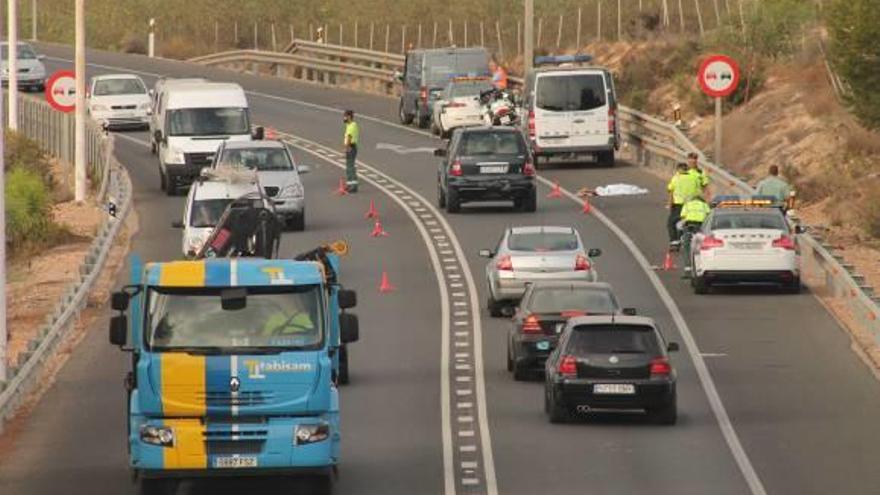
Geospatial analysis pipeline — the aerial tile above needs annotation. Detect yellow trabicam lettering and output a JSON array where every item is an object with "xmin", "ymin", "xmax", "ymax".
[
  {"xmin": 262, "ymin": 267, "xmax": 294, "ymax": 285},
  {"xmin": 243, "ymin": 359, "xmax": 313, "ymax": 379}
]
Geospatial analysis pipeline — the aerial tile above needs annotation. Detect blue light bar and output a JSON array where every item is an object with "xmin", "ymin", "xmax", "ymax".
[{"xmin": 534, "ymin": 54, "xmax": 593, "ymax": 66}]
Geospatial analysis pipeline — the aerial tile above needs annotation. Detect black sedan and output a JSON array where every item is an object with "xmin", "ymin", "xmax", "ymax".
[
  {"xmin": 544, "ymin": 315, "xmax": 679, "ymax": 424},
  {"xmin": 507, "ymin": 281, "xmax": 625, "ymax": 381},
  {"xmin": 435, "ymin": 126, "xmax": 536, "ymax": 213}
]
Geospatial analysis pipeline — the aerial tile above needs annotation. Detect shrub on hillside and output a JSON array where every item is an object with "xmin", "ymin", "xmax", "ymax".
[
  {"xmin": 5, "ymin": 168, "xmax": 55, "ymax": 251},
  {"xmin": 122, "ymin": 34, "xmax": 148, "ymax": 55},
  {"xmin": 4, "ymin": 131, "xmax": 55, "ymax": 191},
  {"xmin": 828, "ymin": 0, "xmax": 880, "ymax": 130}
]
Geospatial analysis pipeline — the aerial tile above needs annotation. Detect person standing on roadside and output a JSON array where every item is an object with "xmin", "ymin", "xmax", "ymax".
[
  {"xmin": 667, "ymin": 162, "xmax": 701, "ymax": 248},
  {"xmin": 489, "ymin": 59, "xmax": 508, "ymax": 90},
  {"xmin": 755, "ymin": 164, "xmax": 795, "ymax": 210},
  {"xmin": 343, "ymin": 109, "xmax": 360, "ymax": 193},
  {"xmin": 686, "ymin": 152, "xmax": 710, "ymax": 195}
]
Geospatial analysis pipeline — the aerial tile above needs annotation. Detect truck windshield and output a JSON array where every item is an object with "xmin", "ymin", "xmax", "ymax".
[
  {"xmin": 146, "ymin": 285, "xmax": 324, "ymax": 352},
  {"xmin": 168, "ymin": 107, "xmax": 249, "ymax": 136}
]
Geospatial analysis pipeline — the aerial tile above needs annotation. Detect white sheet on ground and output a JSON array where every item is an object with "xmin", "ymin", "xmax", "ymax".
[{"xmin": 594, "ymin": 183, "xmax": 650, "ymax": 196}]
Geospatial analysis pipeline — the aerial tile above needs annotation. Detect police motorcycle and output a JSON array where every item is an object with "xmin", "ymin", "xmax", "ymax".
[{"xmin": 479, "ymin": 87, "xmax": 519, "ymax": 126}]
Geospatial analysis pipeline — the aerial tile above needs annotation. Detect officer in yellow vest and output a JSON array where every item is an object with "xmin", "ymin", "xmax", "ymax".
[
  {"xmin": 667, "ymin": 162, "xmax": 702, "ymax": 247},
  {"xmin": 343, "ymin": 109, "xmax": 360, "ymax": 193},
  {"xmin": 679, "ymin": 193, "xmax": 711, "ymax": 273}
]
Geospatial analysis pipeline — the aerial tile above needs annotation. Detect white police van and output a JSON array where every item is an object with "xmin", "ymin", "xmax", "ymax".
[{"xmin": 522, "ymin": 55, "xmax": 620, "ymax": 167}]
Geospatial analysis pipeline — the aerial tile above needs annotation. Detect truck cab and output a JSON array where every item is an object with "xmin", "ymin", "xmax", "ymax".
[{"xmin": 109, "ymin": 255, "xmax": 358, "ymax": 494}]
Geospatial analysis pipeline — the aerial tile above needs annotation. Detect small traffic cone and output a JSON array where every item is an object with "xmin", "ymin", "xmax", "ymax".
[
  {"xmin": 662, "ymin": 251, "xmax": 676, "ymax": 271},
  {"xmin": 547, "ymin": 181, "xmax": 563, "ymax": 199},
  {"xmin": 364, "ymin": 199, "xmax": 379, "ymax": 219},
  {"xmin": 378, "ymin": 270, "xmax": 396, "ymax": 293},
  {"xmin": 581, "ymin": 198, "xmax": 592, "ymax": 214},
  {"xmin": 265, "ymin": 127, "xmax": 278, "ymax": 139},
  {"xmin": 333, "ymin": 178, "xmax": 349, "ymax": 196},
  {"xmin": 369, "ymin": 218, "xmax": 389, "ymax": 237}
]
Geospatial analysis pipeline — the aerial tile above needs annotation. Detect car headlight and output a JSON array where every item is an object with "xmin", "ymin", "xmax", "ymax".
[
  {"xmin": 169, "ymin": 148, "xmax": 186, "ymax": 164},
  {"xmin": 294, "ymin": 422, "xmax": 330, "ymax": 445},
  {"xmin": 91, "ymin": 104, "xmax": 109, "ymax": 112},
  {"xmin": 140, "ymin": 425, "xmax": 175, "ymax": 447},
  {"xmin": 1, "ymin": 68, "xmax": 8, "ymax": 76},
  {"xmin": 138, "ymin": 102, "xmax": 150, "ymax": 110},
  {"xmin": 280, "ymin": 183, "xmax": 304, "ymax": 198}
]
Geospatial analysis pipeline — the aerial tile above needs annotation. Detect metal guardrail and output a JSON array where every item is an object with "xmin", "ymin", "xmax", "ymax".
[
  {"xmin": 0, "ymin": 95, "xmax": 133, "ymax": 433},
  {"xmin": 202, "ymin": 43, "xmax": 880, "ymax": 348}
]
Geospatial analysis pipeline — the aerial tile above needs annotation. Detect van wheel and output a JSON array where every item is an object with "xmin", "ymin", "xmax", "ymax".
[
  {"xmin": 437, "ymin": 186, "xmax": 446, "ymax": 208},
  {"xmin": 165, "ymin": 175, "xmax": 178, "ymax": 196},
  {"xmin": 446, "ymin": 187, "xmax": 461, "ymax": 213},
  {"xmin": 597, "ymin": 150, "xmax": 615, "ymax": 167},
  {"xmin": 399, "ymin": 102, "xmax": 414, "ymax": 125},
  {"xmin": 416, "ymin": 107, "xmax": 430, "ymax": 129}
]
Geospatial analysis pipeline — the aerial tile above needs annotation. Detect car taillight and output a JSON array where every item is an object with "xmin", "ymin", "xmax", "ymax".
[
  {"xmin": 496, "ymin": 254, "xmax": 513, "ymax": 271},
  {"xmin": 772, "ymin": 235, "xmax": 796, "ymax": 250},
  {"xmin": 575, "ymin": 254, "xmax": 591, "ymax": 271},
  {"xmin": 522, "ymin": 314, "xmax": 542, "ymax": 333},
  {"xmin": 650, "ymin": 357, "xmax": 672, "ymax": 376},
  {"xmin": 449, "ymin": 160, "xmax": 463, "ymax": 177},
  {"xmin": 558, "ymin": 355, "xmax": 578, "ymax": 378},
  {"xmin": 419, "ymin": 86, "xmax": 428, "ymax": 103},
  {"xmin": 528, "ymin": 110, "xmax": 536, "ymax": 139},
  {"xmin": 700, "ymin": 235, "xmax": 725, "ymax": 251},
  {"xmin": 608, "ymin": 107, "xmax": 616, "ymax": 134},
  {"xmin": 522, "ymin": 161, "xmax": 535, "ymax": 177}
]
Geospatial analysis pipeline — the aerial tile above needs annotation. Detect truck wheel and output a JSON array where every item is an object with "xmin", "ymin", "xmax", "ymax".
[
  {"xmin": 399, "ymin": 102, "xmax": 414, "ymax": 125},
  {"xmin": 137, "ymin": 478, "xmax": 178, "ymax": 495},
  {"xmin": 445, "ymin": 187, "xmax": 461, "ymax": 213},
  {"xmin": 337, "ymin": 346, "xmax": 350, "ymax": 385},
  {"xmin": 288, "ymin": 210, "xmax": 306, "ymax": 232},
  {"xmin": 308, "ymin": 474, "xmax": 334, "ymax": 495}
]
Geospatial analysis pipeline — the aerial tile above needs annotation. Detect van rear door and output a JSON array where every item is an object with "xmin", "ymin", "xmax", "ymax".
[{"xmin": 534, "ymin": 72, "xmax": 609, "ymax": 150}]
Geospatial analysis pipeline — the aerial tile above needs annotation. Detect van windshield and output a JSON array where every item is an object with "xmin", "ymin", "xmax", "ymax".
[
  {"xmin": 536, "ymin": 74, "xmax": 606, "ymax": 112},
  {"xmin": 168, "ymin": 107, "xmax": 250, "ymax": 136},
  {"xmin": 425, "ymin": 52, "xmax": 490, "ymax": 86},
  {"xmin": 93, "ymin": 78, "xmax": 146, "ymax": 96}
]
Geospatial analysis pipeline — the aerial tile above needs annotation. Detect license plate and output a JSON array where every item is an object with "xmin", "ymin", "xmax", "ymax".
[
  {"xmin": 480, "ymin": 165, "xmax": 507, "ymax": 174},
  {"xmin": 593, "ymin": 383, "xmax": 635, "ymax": 395},
  {"xmin": 214, "ymin": 456, "xmax": 258, "ymax": 469},
  {"xmin": 731, "ymin": 242, "xmax": 762, "ymax": 250}
]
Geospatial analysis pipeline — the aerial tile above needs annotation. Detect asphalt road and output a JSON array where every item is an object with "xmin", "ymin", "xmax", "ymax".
[{"xmin": 1, "ymin": 44, "xmax": 879, "ymax": 495}]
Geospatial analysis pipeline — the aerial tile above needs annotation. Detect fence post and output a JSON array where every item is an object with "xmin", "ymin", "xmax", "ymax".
[
  {"xmin": 517, "ymin": 20, "xmax": 521, "ymax": 56},
  {"xmin": 339, "ymin": 23, "xmax": 344, "ymax": 45},
  {"xmin": 678, "ymin": 0, "xmax": 686, "ymax": 31},
  {"xmin": 354, "ymin": 22, "xmax": 359, "ymax": 48},
  {"xmin": 214, "ymin": 20, "xmax": 219, "ymax": 51},
  {"xmin": 448, "ymin": 19, "xmax": 454, "ymax": 44},
  {"xmin": 384, "ymin": 24, "xmax": 390, "ymax": 53},
  {"xmin": 597, "ymin": 2, "xmax": 602, "ymax": 41},
  {"xmin": 401, "ymin": 25, "xmax": 407, "ymax": 53},
  {"xmin": 537, "ymin": 17, "xmax": 543, "ymax": 47},
  {"xmin": 271, "ymin": 23, "xmax": 277, "ymax": 51},
  {"xmin": 495, "ymin": 20, "xmax": 504, "ymax": 57},
  {"xmin": 369, "ymin": 22, "xmax": 375, "ymax": 50},
  {"xmin": 576, "ymin": 7, "xmax": 582, "ymax": 49},
  {"xmin": 556, "ymin": 14, "xmax": 563, "ymax": 48},
  {"xmin": 234, "ymin": 21, "xmax": 239, "ymax": 46},
  {"xmin": 464, "ymin": 21, "xmax": 468, "ymax": 47},
  {"xmin": 694, "ymin": 0, "xmax": 705, "ymax": 36},
  {"xmin": 617, "ymin": 0, "xmax": 622, "ymax": 41},
  {"xmin": 417, "ymin": 23, "xmax": 422, "ymax": 48},
  {"xmin": 290, "ymin": 24, "xmax": 295, "ymax": 44}
]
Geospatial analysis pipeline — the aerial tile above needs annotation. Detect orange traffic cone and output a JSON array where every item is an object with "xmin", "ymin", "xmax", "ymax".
[
  {"xmin": 662, "ymin": 251, "xmax": 676, "ymax": 271},
  {"xmin": 378, "ymin": 270, "xmax": 396, "ymax": 293},
  {"xmin": 369, "ymin": 219, "xmax": 389, "ymax": 237},
  {"xmin": 266, "ymin": 127, "xmax": 278, "ymax": 139},
  {"xmin": 547, "ymin": 181, "xmax": 562, "ymax": 199},
  {"xmin": 581, "ymin": 199, "xmax": 592, "ymax": 214},
  {"xmin": 333, "ymin": 178, "xmax": 349, "ymax": 196},
  {"xmin": 364, "ymin": 199, "xmax": 379, "ymax": 219}
]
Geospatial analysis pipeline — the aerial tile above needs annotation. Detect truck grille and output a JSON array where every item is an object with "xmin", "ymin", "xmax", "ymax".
[
  {"xmin": 205, "ymin": 440, "xmax": 265, "ymax": 455},
  {"xmin": 185, "ymin": 152, "xmax": 214, "ymax": 167},
  {"xmin": 111, "ymin": 104, "xmax": 137, "ymax": 110},
  {"xmin": 203, "ymin": 391, "xmax": 272, "ymax": 407}
]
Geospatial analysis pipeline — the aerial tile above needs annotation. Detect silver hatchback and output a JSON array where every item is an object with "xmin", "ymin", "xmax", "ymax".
[{"xmin": 480, "ymin": 226, "xmax": 601, "ymax": 317}]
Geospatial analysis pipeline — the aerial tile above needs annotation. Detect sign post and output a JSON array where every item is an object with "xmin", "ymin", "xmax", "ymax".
[{"xmin": 697, "ymin": 54, "xmax": 740, "ymax": 165}]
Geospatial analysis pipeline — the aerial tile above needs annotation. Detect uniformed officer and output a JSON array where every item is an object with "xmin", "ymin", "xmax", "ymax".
[
  {"xmin": 343, "ymin": 109, "xmax": 360, "ymax": 192},
  {"xmin": 667, "ymin": 162, "xmax": 701, "ymax": 247},
  {"xmin": 686, "ymin": 152, "xmax": 710, "ymax": 193},
  {"xmin": 755, "ymin": 165, "xmax": 794, "ymax": 209},
  {"xmin": 679, "ymin": 194, "xmax": 711, "ymax": 273}
]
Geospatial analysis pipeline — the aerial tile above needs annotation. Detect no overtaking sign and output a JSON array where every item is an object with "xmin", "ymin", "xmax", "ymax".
[
  {"xmin": 45, "ymin": 70, "xmax": 77, "ymax": 113},
  {"xmin": 698, "ymin": 55, "xmax": 740, "ymax": 98}
]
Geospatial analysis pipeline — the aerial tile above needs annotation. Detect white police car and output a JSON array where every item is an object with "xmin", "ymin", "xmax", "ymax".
[{"xmin": 689, "ymin": 197, "xmax": 805, "ymax": 294}]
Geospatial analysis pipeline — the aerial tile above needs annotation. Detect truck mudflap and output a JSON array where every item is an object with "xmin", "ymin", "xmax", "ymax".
[{"xmin": 131, "ymin": 415, "xmax": 340, "ymax": 473}]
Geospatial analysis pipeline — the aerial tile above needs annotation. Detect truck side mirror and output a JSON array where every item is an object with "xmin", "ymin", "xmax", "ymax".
[
  {"xmin": 588, "ymin": 248, "xmax": 602, "ymax": 257},
  {"xmin": 109, "ymin": 315, "xmax": 128, "ymax": 347},
  {"xmin": 340, "ymin": 313, "xmax": 360, "ymax": 344},
  {"xmin": 434, "ymin": 148, "xmax": 447, "ymax": 157},
  {"xmin": 111, "ymin": 291, "xmax": 130, "ymax": 311},
  {"xmin": 338, "ymin": 289, "xmax": 357, "ymax": 310},
  {"xmin": 252, "ymin": 126, "xmax": 265, "ymax": 140}
]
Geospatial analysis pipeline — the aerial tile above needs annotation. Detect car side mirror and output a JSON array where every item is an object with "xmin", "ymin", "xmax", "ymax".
[
  {"xmin": 171, "ymin": 220, "xmax": 184, "ymax": 229},
  {"xmin": 297, "ymin": 164, "xmax": 312, "ymax": 174},
  {"xmin": 252, "ymin": 126, "xmax": 265, "ymax": 140},
  {"xmin": 622, "ymin": 307, "xmax": 637, "ymax": 316},
  {"xmin": 109, "ymin": 315, "xmax": 128, "ymax": 347},
  {"xmin": 340, "ymin": 313, "xmax": 360, "ymax": 344},
  {"xmin": 478, "ymin": 249, "xmax": 494, "ymax": 258},
  {"xmin": 588, "ymin": 248, "xmax": 602, "ymax": 257},
  {"xmin": 434, "ymin": 148, "xmax": 447, "ymax": 157},
  {"xmin": 338, "ymin": 289, "xmax": 357, "ymax": 310},
  {"xmin": 500, "ymin": 306, "xmax": 515, "ymax": 318},
  {"xmin": 111, "ymin": 291, "xmax": 130, "ymax": 311},
  {"xmin": 667, "ymin": 342, "xmax": 680, "ymax": 353}
]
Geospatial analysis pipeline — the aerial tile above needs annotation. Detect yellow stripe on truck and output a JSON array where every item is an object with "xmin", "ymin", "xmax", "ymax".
[
  {"xmin": 161, "ymin": 353, "xmax": 207, "ymax": 469},
  {"xmin": 162, "ymin": 419, "xmax": 207, "ymax": 469},
  {"xmin": 159, "ymin": 261, "xmax": 206, "ymax": 287}
]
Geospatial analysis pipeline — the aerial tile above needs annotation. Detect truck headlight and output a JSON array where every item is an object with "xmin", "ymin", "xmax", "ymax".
[
  {"xmin": 294, "ymin": 422, "xmax": 329, "ymax": 445},
  {"xmin": 280, "ymin": 183, "xmax": 304, "ymax": 198},
  {"xmin": 140, "ymin": 425, "xmax": 175, "ymax": 447},
  {"xmin": 169, "ymin": 148, "xmax": 186, "ymax": 164}
]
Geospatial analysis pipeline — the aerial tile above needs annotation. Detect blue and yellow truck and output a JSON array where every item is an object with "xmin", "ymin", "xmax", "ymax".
[{"xmin": 108, "ymin": 246, "xmax": 358, "ymax": 494}]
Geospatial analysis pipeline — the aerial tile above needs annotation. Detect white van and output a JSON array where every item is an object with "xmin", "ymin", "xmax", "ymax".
[
  {"xmin": 148, "ymin": 77, "xmax": 207, "ymax": 151},
  {"xmin": 152, "ymin": 81, "xmax": 256, "ymax": 195},
  {"xmin": 523, "ymin": 56, "xmax": 619, "ymax": 167}
]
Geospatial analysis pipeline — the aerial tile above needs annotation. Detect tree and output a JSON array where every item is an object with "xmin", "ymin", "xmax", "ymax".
[{"xmin": 828, "ymin": 0, "xmax": 880, "ymax": 129}]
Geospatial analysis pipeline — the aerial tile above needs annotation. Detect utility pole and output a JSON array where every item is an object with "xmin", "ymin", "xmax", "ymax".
[
  {"xmin": 148, "ymin": 18, "xmax": 155, "ymax": 57},
  {"xmin": 0, "ymin": 59, "xmax": 6, "ymax": 385},
  {"xmin": 524, "ymin": 0, "xmax": 534, "ymax": 75},
  {"xmin": 74, "ymin": 0, "xmax": 86, "ymax": 202},
  {"xmin": 31, "ymin": 0, "xmax": 37, "ymax": 41},
  {"xmin": 8, "ymin": 0, "xmax": 19, "ymax": 131}
]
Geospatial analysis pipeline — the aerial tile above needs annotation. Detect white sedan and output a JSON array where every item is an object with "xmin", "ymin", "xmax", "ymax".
[
  {"xmin": 87, "ymin": 74, "xmax": 151, "ymax": 130},
  {"xmin": 432, "ymin": 78, "xmax": 493, "ymax": 138},
  {"xmin": 690, "ymin": 205, "xmax": 804, "ymax": 294}
]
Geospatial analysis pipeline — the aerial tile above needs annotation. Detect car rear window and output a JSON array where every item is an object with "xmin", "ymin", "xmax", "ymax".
[
  {"xmin": 448, "ymin": 81, "xmax": 493, "ymax": 99},
  {"xmin": 567, "ymin": 325, "xmax": 660, "ymax": 355},
  {"xmin": 508, "ymin": 232, "xmax": 578, "ymax": 251},
  {"xmin": 425, "ymin": 52, "xmax": 490, "ymax": 86},
  {"xmin": 459, "ymin": 132, "xmax": 525, "ymax": 156},
  {"xmin": 190, "ymin": 198, "xmax": 233, "ymax": 228},
  {"xmin": 710, "ymin": 212, "xmax": 787, "ymax": 231},
  {"xmin": 536, "ymin": 74, "xmax": 606, "ymax": 112},
  {"xmin": 528, "ymin": 288, "xmax": 618, "ymax": 314}
]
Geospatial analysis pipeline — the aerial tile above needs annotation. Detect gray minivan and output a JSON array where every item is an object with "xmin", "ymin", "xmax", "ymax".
[{"xmin": 398, "ymin": 47, "xmax": 491, "ymax": 128}]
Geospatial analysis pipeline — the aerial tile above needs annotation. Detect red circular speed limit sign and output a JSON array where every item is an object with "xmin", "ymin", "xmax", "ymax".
[
  {"xmin": 697, "ymin": 55, "xmax": 740, "ymax": 98},
  {"xmin": 45, "ymin": 70, "xmax": 77, "ymax": 113}
]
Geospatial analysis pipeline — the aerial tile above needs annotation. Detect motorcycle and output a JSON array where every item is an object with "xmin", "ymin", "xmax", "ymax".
[{"xmin": 479, "ymin": 88, "xmax": 519, "ymax": 126}]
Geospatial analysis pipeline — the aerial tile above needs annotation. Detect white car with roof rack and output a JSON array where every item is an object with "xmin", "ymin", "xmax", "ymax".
[
  {"xmin": 689, "ymin": 196, "xmax": 806, "ymax": 294},
  {"xmin": 431, "ymin": 77, "xmax": 494, "ymax": 138}
]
